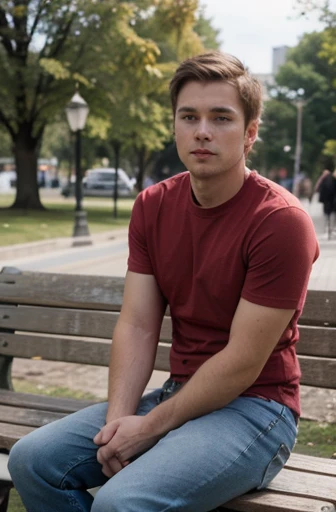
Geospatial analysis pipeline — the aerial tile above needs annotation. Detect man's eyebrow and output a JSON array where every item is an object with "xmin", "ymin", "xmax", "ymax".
[
  {"xmin": 176, "ymin": 106, "xmax": 236, "ymax": 114},
  {"xmin": 210, "ymin": 106, "xmax": 236, "ymax": 114}
]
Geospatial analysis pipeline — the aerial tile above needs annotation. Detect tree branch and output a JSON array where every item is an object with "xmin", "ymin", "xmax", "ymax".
[
  {"xmin": 0, "ymin": 7, "xmax": 14, "ymax": 56},
  {"xmin": 29, "ymin": 0, "xmax": 48, "ymax": 41},
  {"xmin": 0, "ymin": 108, "xmax": 16, "ymax": 139}
]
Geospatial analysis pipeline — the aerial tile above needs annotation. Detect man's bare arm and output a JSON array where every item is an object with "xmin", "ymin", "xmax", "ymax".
[
  {"xmin": 105, "ymin": 270, "xmax": 166, "ymax": 423},
  {"xmin": 144, "ymin": 298, "xmax": 295, "ymax": 434},
  {"xmin": 95, "ymin": 298, "xmax": 296, "ymax": 472}
]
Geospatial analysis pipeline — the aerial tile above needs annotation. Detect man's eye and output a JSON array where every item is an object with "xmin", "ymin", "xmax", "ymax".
[
  {"xmin": 183, "ymin": 115, "xmax": 196, "ymax": 121},
  {"xmin": 216, "ymin": 116, "xmax": 229, "ymax": 121}
]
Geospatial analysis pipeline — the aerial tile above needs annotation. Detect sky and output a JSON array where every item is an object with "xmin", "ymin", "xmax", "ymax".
[{"xmin": 201, "ymin": 0, "xmax": 336, "ymax": 74}]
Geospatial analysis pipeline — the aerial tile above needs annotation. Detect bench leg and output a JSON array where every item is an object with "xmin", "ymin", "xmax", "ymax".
[{"xmin": 0, "ymin": 481, "xmax": 13, "ymax": 512}]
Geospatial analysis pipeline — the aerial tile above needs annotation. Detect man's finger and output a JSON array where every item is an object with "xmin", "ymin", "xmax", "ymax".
[{"xmin": 94, "ymin": 421, "xmax": 119, "ymax": 445}]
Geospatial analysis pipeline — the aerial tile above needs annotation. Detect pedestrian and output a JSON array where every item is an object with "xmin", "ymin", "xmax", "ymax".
[
  {"xmin": 314, "ymin": 169, "xmax": 336, "ymax": 236},
  {"xmin": 314, "ymin": 169, "xmax": 335, "ymax": 215},
  {"xmin": 8, "ymin": 51, "xmax": 319, "ymax": 512}
]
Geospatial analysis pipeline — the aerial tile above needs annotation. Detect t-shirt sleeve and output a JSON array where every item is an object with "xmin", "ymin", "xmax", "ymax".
[
  {"xmin": 127, "ymin": 193, "xmax": 154, "ymax": 274},
  {"xmin": 241, "ymin": 207, "xmax": 319, "ymax": 309}
]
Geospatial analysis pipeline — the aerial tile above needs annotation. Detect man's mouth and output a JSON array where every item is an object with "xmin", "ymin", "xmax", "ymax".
[{"xmin": 191, "ymin": 149, "xmax": 215, "ymax": 155}]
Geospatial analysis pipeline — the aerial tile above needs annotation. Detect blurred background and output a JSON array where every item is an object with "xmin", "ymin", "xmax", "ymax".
[{"xmin": 0, "ymin": 0, "xmax": 336, "ymax": 212}]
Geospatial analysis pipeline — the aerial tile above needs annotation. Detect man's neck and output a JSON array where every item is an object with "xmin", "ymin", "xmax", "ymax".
[{"xmin": 190, "ymin": 166, "xmax": 250, "ymax": 209}]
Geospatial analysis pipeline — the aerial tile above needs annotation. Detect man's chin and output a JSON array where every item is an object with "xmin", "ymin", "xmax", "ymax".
[{"xmin": 189, "ymin": 167, "xmax": 220, "ymax": 179}]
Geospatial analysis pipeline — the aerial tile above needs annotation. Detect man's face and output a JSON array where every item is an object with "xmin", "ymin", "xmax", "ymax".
[{"xmin": 174, "ymin": 80, "xmax": 257, "ymax": 180}]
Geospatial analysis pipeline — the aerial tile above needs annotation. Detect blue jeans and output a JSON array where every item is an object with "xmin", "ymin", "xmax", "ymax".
[{"xmin": 8, "ymin": 391, "xmax": 297, "ymax": 512}]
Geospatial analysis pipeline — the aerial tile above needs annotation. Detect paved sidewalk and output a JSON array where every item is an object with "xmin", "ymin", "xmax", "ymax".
[{"xmin": 302, "ymin": 197, "xmax": 336, "ymax": 291}]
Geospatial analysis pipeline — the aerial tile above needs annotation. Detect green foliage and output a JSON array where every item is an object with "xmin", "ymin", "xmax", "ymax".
[
  {"xmin": 0, "ymin": 126, "xmax": 11, "ymax": 156},
  {"xmin": 323, "ymin": 138, "xmax": 336, "ymax": 158},
  {"xmin": 252, "ymin": 28, "xmax": 336, "ymax": 177},
  {"xmin": 0, "ymin": 0, "xmax": 221, "ymax": 202},
  {"xmin": 294, "ymin": 419, "xmax": 336, "ymax": 458}
]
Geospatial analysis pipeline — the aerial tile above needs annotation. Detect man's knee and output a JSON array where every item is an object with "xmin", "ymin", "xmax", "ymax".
[{"xmin": 8, "ymin": 435, "xmax": 40, "ymax": 481}]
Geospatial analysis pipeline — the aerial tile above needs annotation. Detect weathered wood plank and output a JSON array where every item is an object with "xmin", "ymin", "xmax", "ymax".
[
  {"xmin": 0, "ymin": 389, "xmax": 96, "ymax": 413},
  {"xmin": 268, "ymin": 468, "xmax": 336, "ymax": 503},
  {"xmin": 223, "ymin": 492, "xmax": 336, "ymax": 511},
  {"xmin": 287, "ymin": 453, "xmax": 336, "ymax": 477},
  {"xmin": 0, "ymin": 404, "xmax": 66, "ymax": 427},
  {"xmin": 299, "ymin": 355, "xmax": 336, "ymax": 388},
  {"xmin": 297, "ymin": 326, "xmax": 336, "ymax": 357},
  {"xmin": 0, "ymin": 333, "xmax": 172, "ymax": 370},
  {"xmin": 0, "ymin": 305, "xmax": 173, "ymax": 340},
  {"xmin": 0, "ymin": 422, "xmax": 35, "ymax": 450},
  {"xmin": 1, "ymin": 332, "xmax": 333, "ymax": 386},
  {"xmin": 0, "ymin": 271, "xmax": 125, "ymax": 310},
  {"xmin": 1, "ymin": 270, "xmax": 336, "ymax": 325},
  {"xmin": 300, "ymin": 290, "xmax": 336, "ymax": 327},
  {"xmin": 0, "ymin": 333, "xmax": 111, "ymax": 365},
  {"xmin": 0, "ymin": 305, "xmax": 117, "ymax": 338}
]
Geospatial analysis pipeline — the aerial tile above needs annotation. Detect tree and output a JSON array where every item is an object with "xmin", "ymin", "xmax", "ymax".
[
  {"xmin": 0, "ymin": 0, "xmax": 162, "ymax": 209},
  {"xmin": 22, "ymin": 0, "xmax": 221, "ymax": 208},
  {"xmin": 252, "ymin": 29, "xmax": 336, "ymax": 179}
]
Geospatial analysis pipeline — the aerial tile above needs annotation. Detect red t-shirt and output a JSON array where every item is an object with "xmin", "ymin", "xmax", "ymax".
[{"xmin": 128, "ymin": 171, "xmax": 319, "ymax": 416}]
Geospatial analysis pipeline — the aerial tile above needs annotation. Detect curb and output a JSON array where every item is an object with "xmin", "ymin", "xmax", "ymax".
[{"xmin": 0, "ymin": 228, "xmax": 129, "ymax": 262}]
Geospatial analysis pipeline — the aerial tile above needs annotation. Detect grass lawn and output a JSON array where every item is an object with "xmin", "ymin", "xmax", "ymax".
[
  {"xmin": 6, "ymin": 380, "xmax": 336, "ymax": 511},
  {"xmin": 0, "ymin": 193, "xmax": 134, "ymax": 246}
]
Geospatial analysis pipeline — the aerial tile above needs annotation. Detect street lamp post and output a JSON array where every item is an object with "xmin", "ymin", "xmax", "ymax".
[
  {"xmin": 65, "ymin": 92, "xmax": 92, "ymax": 246},
  {"xmin": 287, "ymin": 88, "xmax": 305, "ymax": 197}
]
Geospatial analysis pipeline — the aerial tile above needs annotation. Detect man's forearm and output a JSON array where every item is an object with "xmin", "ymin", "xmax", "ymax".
[
  {"xmin": 106, "ymin": 320, "xmax": 158, "ymax": 423},
  {"xmin": 144, "ymin": 344, "xmax": 262, "ymax": 437}
]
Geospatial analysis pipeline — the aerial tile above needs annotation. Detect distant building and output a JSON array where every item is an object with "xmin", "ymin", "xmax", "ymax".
[
  {"xmin": 253, "ymin": 46, "xmax": 290, "ymax": 101},
  {"xmin": 272, "ymin": 46, "xmax": 290, "ymax": 75},
  {"xmin": 253, "ymin": 73, "xmax": 275, "ymax": 101}
]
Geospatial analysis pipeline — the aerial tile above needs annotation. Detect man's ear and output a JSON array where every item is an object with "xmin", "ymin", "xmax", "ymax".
[{"xmin": 244, "ymin": 119, "xmax": 259, "ymax": 154}]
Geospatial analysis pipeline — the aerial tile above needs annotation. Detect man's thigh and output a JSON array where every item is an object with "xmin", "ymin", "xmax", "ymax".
[
  {"xmin": 93, "ymin": 397, "xmax": 297, "ymax": 512},
  {"xmin": 9, "ymin": 389, "xmax": 161, "ymax": 492}
]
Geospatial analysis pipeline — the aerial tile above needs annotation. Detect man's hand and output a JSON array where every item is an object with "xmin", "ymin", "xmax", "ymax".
[{"xmin": 94, "ymin": 416, "xmax": 160, "ymax": 478}]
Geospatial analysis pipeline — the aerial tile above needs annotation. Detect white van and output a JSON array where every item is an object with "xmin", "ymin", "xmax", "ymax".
[{"xmin": 84, "ymin": 168, "xmax": 135, "ymax": 197}]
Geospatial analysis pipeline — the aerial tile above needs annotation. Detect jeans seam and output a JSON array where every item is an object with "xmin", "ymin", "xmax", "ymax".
[
  {"xmin": 59, "ymin": 454, "xmax": 97, "ymax": 489},
  {"xmin": 57, "ymin": 454, "xmax": 98, "ymax": 511}
]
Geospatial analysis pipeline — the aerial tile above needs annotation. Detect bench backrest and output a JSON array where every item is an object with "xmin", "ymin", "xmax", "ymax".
[{"xmin": 0, "ymin": 267, "xmax": 335, "ymax": 389}]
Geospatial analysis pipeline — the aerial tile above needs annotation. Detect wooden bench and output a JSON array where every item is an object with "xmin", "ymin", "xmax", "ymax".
[{"xmin": 0, "ymin": 266, "xmax": 336, "ymax": 512}]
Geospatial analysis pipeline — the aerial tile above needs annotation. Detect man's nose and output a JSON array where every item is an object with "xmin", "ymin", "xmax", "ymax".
[{"xmin": 194, "ymin": 120, "xmax": 212, "ymax": 140}]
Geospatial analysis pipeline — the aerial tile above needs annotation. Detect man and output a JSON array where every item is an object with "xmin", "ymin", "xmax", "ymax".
[{"xmin": 9, "ymin": 51, "xmax": 318, "ymax": 512}]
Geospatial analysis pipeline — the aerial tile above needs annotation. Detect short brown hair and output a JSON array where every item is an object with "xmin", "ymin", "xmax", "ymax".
[{"xmin": 169, "ymin": 51, "xmax": 262, "ymax": 127}]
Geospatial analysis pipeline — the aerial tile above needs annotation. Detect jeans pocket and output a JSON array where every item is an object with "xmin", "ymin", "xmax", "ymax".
[{"xmin": 257, "ymin": 443, "xmax": 290, "ymax": 490}]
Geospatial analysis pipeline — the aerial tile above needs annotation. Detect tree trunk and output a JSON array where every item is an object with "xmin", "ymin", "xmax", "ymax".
[
  {"xmin": 136, "ymin": 146, "xmax": 148, "ymax": 192},
  {"xmin": 11, "ymin": 127, "xmax": 45, "ymax": 210}
]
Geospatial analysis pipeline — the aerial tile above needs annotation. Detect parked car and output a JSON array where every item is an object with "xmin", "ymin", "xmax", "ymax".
[{"xmin": 61, "ymin": 168, "xmax": 135, "ymax": 198}]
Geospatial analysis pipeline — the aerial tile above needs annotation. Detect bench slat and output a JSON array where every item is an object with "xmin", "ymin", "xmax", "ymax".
[
  {"xmin": 268, "ymin": 467, "xmax": 336, "ymax": 503},
  {"xmin": 0, "ymin": 389, "xmax": 96, "ymax": 413},
  {"xmin": 224, "ymin": 491, "xmax": 336, "ymax": 511},
  {"xmin": 2, "ymin": 307, "xmax": 335, "ymax": 358},
  {"xmin": 0, "ymin": 404, "xmax": 66, "ymax": 427},
  {"xmin": 1, "ymin": 271, "xmax": 336, "ymax": 326},
  {"xmin": 297, "ymin": 327, "xmax": 336, "ymax": 357},
  {"xmin": 0, "ymin": 333, "xmax": 172, "ymax": 370},
  {"xmin": 0, "ymin": 305, "xmax": 118, "ymax": 338},
  {"xmin": 287, "ymin": 453, "xmax": 336, "ymax": 477},
  {"xmin": 0, "ymin": 305, "xmax": 173, "ymax": 341},
  {"xmin": 0, "ymin": 272, "xmax": 125, "ymax": 310},
  {"xmin": 299, "ymin": 355, "xmax": 336, "ymax": 388},
  {"xmin": 0, "ymin": 422, "xmax": 35, "ymax": 450},
  {"xmin": 2, "ymin": 332, "xmax": 335, "ymax": 387},
  {"xmin": 300, "ymin": 291, "xmax": 336, "ymax": 327}
]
